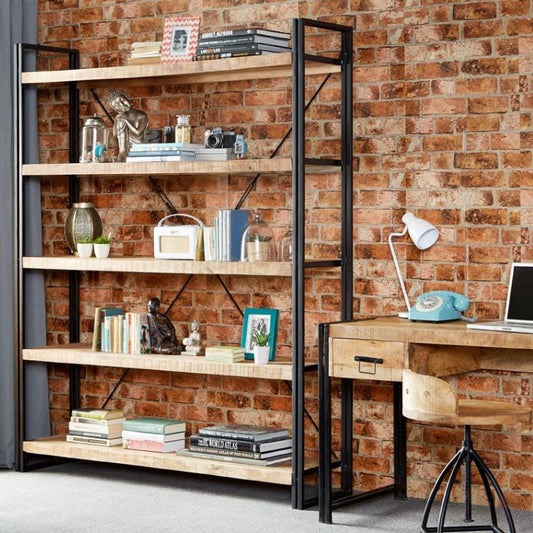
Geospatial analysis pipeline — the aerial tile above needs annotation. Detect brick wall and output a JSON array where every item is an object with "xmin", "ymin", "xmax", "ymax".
[{"xmin": 37, "ymin": 0, "xmax": 533, "ymax": 510}]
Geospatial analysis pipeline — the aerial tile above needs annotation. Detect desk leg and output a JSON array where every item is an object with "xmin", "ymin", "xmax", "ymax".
[
  {"xmin": 393, "ymin": 381, "xmax": 407, "ymax": 499},
  {"xmin": 318, "ymin": 323, "xmax": 332, "ymax": 523}
]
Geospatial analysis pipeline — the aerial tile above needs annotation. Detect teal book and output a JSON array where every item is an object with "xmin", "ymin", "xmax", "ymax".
[{"xmin": 122, "ymin": 417, "xmax": 186, "ymax": 434}]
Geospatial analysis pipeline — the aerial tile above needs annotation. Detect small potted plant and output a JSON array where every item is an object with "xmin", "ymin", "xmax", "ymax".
[
  {"xmin": 76, "ymin": 236, "xmax": 93, "ymax": 258},
  {"xmin": 251, "ymin": 331, "xmax": 270, "ymax": 365},
  {"xmin": 93, "ymin": 234, "xmax": 112, "ymax": 258}
]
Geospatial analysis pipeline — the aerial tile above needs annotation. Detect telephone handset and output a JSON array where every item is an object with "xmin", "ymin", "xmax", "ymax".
[{"xmin": 409, "ymin": 291, "xmax": 470, "ymax": 322}]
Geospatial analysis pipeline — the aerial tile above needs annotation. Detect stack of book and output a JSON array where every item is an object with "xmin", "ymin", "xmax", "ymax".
[
  {"xmin": 205, "ymin": 345, "xmax": 245, "ymax": 363},
  {"xmin": 181, "ymin": 424, "xmax": 292, "ymax": 466},
  {"xmin": 211, "ymin": 208, "xmax": 249, "ymax": 262},
  {"xmin": 194, "ymin": 28, "xmax": 291, "ymax": 61},
  {"xmin": 126, "ymin": 143, "xmax": 203, "ymax": 163},
  {"xmin": 127, "ymin": 41, "xmax": 162, "ymax": 65},
  {"xmin": 92, "ymin": 307, "xmax": 151, "ymax": 354},
  {"xmin": 66, "ymin": 408, "xmax": 125, "ymax": 447},
  {"xmin": 122, "ymin": 417, "xmax": 186, "ymax": 453}
]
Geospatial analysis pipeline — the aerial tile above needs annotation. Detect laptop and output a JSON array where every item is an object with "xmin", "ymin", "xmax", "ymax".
[{"xmin": 467, "ymin": 263, "xmax": 533, "ymax": 334}]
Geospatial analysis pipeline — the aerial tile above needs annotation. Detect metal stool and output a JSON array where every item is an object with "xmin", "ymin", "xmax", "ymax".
[{"xmin": 403, "ymin": 370, "xmax": 532, "ymax": 533}]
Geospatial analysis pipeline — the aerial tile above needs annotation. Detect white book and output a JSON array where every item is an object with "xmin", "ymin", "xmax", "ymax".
[{"xmin": 122, "ymin": 430, "xmax": 185, "ymax": 442}]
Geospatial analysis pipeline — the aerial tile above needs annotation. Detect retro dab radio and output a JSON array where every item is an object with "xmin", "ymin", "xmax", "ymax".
[{"xmin": 154, "ymin": 213, "xmax": 204, "ymax": 260}]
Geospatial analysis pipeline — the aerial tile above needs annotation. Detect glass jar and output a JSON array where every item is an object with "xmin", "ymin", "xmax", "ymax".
[
  {"xmin": 242, "ymin": 212, "xmax": 277, "ymax": 262},
  {"xmin": 80, "ymin": 115, "xmax": 108, "ymax": 163},
  {"xmin": 175, "ymin": 114, "xmax": 191, "ymax": 144},
  {"xmin": 279, "ymin": 228, "xmax": 293, "ymax": 262}
]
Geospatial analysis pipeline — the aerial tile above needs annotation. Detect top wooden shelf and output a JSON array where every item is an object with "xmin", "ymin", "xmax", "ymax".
[{"xmin": 21, "ymin": 53, "xmax": 340, "ymax": 88}]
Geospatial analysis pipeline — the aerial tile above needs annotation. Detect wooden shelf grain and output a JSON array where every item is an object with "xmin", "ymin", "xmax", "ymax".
[
  {"xmin": 22, "ymin": 256, "xmax": 340, "ymax": 276},
  {"xmin": 22, "ymin": 158, "xmax": 292, "ymax": 177},
  {"xmin": 23, "ymin": 256, "xmax": 293, "ymax": 276},
  {"xmin": 23, "ymin": 344, "xmax": 294, "ymax": 380},
  {"xmin": 21, "ymin": 53, "xmax": 340, "ymax": 88},
  {"xmin": 23, "ymin": 436, "xmax": 296, "ymax": 485}
]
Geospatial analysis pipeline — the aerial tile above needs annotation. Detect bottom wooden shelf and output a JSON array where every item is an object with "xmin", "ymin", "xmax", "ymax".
[{"xmin": 23, "ymin": 436, "xmax": 312, "ymax": 486}]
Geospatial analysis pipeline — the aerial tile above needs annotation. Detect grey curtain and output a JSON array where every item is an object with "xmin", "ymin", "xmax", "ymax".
[{"xmin": 1, "ymin": 0, "xmax": 49, "ymax": 469}]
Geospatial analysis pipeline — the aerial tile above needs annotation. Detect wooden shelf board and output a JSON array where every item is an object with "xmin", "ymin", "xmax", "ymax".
[
  {"xmin": 22, "ymin": 158, "xmax": 292, "ymax": 177},
  {"xmin": 23, "ymin": 256, "xmax": 293, "ymax": 276},
  {"xmin": 23, "ymin": 343, "xmax": 294, "ymax": 380},
  {"xmin": 23, "ymin": 436, "xmax": 296, "ymax": 485},
  {"xmin": 21, "ymin": 53, "xmax": 340, "ymax": 88}
]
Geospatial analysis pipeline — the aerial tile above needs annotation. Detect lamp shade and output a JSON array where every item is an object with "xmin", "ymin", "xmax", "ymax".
[{"xmin": 401, "ymin": 213, "xmax": 439, "ymax": 250}]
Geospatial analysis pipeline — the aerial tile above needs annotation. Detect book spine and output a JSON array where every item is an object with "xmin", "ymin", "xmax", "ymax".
[
  {"xmin": 70, "ymin": 416, "xmax": 124, "ymax": 425},
  {"xmin": 122, "ymin": 422, "xmax": 185, "ymax": 434},
  {"xmin": 188, "ymin": 444, "xmax": 267, "ymax": 459},
  {"xmin": 66, "ymin": 435, "xmax": 121, "ymax": 446},
  {"xmin": 198, "ymin": 35, "xmax": 268, "ymax": 47},
  {"xmin": 70, "ymin": 410, "xmax": 111, "ymax": 420},
  {"xmin": 197, "ymin": 428, "xmax": 258, "ymax": 441},
  {"xmin": 200, "ymin": 29, "xmax": 289, "ymax": 39},
  {"xmin": 194, "ymin": 50, "xmax": 266, "ymax": 61},
  {"xmin": 68, "ymin": 429, "xmax": 118, "ymax": 439},
  {"xmin": 189, "ymin": 435, "xmax": 259, "ymax": 452},
  {"xmin": 196, "ymin": 43, "xmax": 288, "ymax": 56}
]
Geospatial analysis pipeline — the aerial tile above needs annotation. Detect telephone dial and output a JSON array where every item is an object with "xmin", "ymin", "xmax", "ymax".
[{"xmin": 409, "ymin": 291, "xmax": 470, "ymax": 322}]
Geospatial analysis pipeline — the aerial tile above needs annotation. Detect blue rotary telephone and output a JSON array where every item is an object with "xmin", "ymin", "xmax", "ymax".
[{"xmin": 409, "ymin": 291, "xmax": 470, "ymax": 322}]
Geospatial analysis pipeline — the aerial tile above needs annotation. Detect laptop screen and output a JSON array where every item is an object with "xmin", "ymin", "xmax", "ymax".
[{"xmin": 506, "ymin": 263, "xmax": 533, "ymax": 322}]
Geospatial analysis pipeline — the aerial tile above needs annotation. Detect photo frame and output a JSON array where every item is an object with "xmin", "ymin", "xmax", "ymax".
[
  {"xmin": 161, "ymin": 16, "xmax": 200, "ymax": 63},
  {"xmin": 241, "ymin": 308, "xmax": 279, "ymax": 361}
]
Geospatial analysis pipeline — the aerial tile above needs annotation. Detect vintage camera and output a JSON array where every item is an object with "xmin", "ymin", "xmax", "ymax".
[{"xmin": 204, "ymin": 127, "xmax": 236, "ymax": 149}]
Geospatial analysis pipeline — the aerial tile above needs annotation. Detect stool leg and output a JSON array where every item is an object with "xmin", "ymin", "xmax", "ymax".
[
  {"xmin": 470, "ymin": 447, "xmax": 516, "ymax": 533},
  {"xmin": 420, "ymin": 447, "xmax": 465, "ymax": 533},
  {"xmin": 436, "ymin": 448, "xmax": 469, "ymax": 533},
  {"xmin": 463, "ymin": 426, "xmax": 474, "ymax": 523}
]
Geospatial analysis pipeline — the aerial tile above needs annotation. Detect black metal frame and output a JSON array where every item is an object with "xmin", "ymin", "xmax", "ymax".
[
  {"xmin": 14, "ymin": 43, "xmax": 80, "ymax": 471},
  {"xmin": 14, "ymin": 18, "xmax": 353, "ymax": 510},
  {"xmin": 291, "ymin": 18, "xmax": 353, "ymax": 510},
  {"xmin": 421, "ymin": 425, "xmax": 516, "ymax": 533},
  {"xmin": 318, "ymin": 320, "xmax": 407, "ymax": 523}
]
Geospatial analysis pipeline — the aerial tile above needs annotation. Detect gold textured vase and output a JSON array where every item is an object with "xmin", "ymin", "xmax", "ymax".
[{"xmin": 64, "ymin": 202, "xmax": 103, "ymax": 254}]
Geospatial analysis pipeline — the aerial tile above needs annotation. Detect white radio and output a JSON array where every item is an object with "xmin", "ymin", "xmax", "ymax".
[{"xmin": 153, "ymin": 213, "xmax": 204, "ymax": 260}]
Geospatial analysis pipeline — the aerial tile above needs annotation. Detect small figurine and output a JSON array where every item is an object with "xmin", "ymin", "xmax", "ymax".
[
  {"xmin": 183, "ymin": 319, "xmax": 203, "ymax": 356},
  {"xmin": 234, "ymin": 134, "xmax": 248, "ymax": 159},
  {"xmin": 146, "ymin": 297, "xmax": 181, "ymax": 355},
  {"xmin": 108, "ymin": 89, "xmax": 149, "ymax": 162}
]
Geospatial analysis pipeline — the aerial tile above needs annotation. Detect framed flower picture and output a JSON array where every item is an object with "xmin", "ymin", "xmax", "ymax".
[
  {"xmin": 161, "ymin": 16, "xmax": 201, "ymax": 63},
  {"xmin": 241, "ymin": 308, "xmax": 279, "ymax": 361}
]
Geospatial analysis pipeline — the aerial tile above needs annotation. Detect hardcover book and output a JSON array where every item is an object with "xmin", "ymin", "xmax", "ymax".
[
  {"xmin": 70, "ymin": 416, "xmax": 125, "ymax": 426},
  {"xmin": 199, "ymin": 28, "xmax": 290, "ymax": 40},
  {"xmin": 195, "ymin": 43, "xmax": 289, "ymax": 56},
  {"xmin": 123, "ymin": 438, "xmax": 185, "ymax": 453},
  {"xmin": 69, "ymin": 422, "xmax": 123, "ymax": 438},
  {"xmin": 122, "ymin": 430, "xmax": 185, "ymax": 443},
  {"xmin": 198, "ymin": 34, "xmax": 291, "ymax": 48},
  {"xmin": 198, "ymin": 424, "xmax": 289, "ymax": 442},
  {"xmin": 66, "ymin": 434, "xmax": 123, "ymax": 446},
  {"xmin": 189, "ymin": 435, "xmax": 292, "ymax": 453},
  {"xmin": 178, "ymin": 448, "xmax": 291, "ymax": 466},
  {"xmin": 188, "ymin": 444, "xmax": 292, "ymax": 460},
  {"xmin": 122, "ymin": 417, "xmax": 186, "ymax": 434},
  {"xmin": 70, "ymin": 408, "xmax": 124, "ymax": 420}
]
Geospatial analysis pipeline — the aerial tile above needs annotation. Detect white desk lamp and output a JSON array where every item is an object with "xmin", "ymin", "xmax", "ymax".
[{"xmin": 388, "ymin": 213, "xmax": 439, "ymax": 318}]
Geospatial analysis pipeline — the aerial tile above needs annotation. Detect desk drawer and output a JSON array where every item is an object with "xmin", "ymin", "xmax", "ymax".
[{"xmin": 329, "ymin": 338, "xmax": 405, "ymax": 381}]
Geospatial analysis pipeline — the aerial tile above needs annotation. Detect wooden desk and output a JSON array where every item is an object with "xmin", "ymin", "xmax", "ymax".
[{"xmin": 318, "ymin": 317, "xmax": 533, "ymax": 523}]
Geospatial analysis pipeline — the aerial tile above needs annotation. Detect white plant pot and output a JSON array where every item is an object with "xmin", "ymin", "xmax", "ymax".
[
  {"xmin": 76, "ymin": 242, "xmax": 93, "ymax": 258},
  {"xmin": 253, "ymin": 345, "xmax": 270, "ymax": 365},
  {"xmin": 94, "ymin": 243, "xmax": 111, "ymax": 258}
]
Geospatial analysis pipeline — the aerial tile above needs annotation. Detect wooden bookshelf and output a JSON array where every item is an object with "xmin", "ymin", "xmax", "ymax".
[
  {"xmin": 23, "ymin": 344, "xmax": 294, "ymax": 380},
  {"xmin": 23, "ymin": 436, "xmax": 298, "ymax": 485},
  {"xmin": 23, "ymin": 256, "xmax": 294, "ymax": 276},
  {"xmin": 22, "ymin": 158, "xmax": 293, "ymax": 177},
  {"xmin": 23, "ymin": 256, "xmax": 340, "ymax": 276},
  {"xmin": 21, "ymin": 52, "xmax": 339, "ymax": 88}
]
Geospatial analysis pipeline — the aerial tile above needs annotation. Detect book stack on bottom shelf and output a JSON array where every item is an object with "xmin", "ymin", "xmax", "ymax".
[
  {"xmin": 122, "ymin": 417, "xmax": 186, "ymax": 453},
  {"xmin": 181, "ymin": 424, "xmax": 292, "ymax": 466},
  {"xmin": 205, "ymin": 345, "xmax": 245, "ymax": 363},
  {"xmin": 66, "ymin": 408, "xmax": 125, "ymax": 447}
]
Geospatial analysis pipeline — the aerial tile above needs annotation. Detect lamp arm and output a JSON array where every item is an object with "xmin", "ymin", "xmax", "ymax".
[{"xmin": 388, "ymin": 227, "xmax": 411, "ymax": 311}]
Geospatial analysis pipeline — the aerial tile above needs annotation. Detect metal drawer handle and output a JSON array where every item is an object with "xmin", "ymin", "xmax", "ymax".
[{"xmin": 353, "ymin": 355, "xmax": 383, "ymax": 375}]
